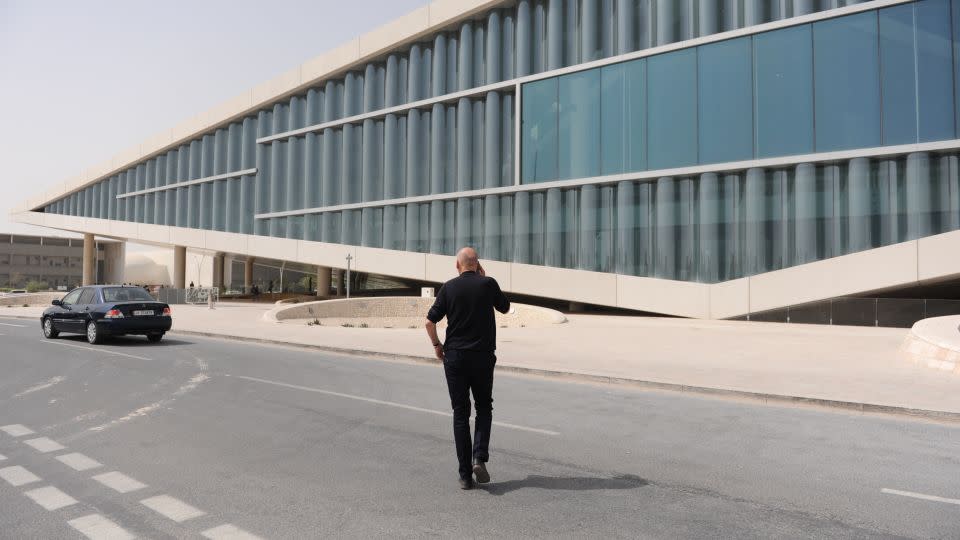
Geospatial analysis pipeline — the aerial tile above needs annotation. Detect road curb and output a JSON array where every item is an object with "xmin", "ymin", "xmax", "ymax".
[{"xmin": 166, "ymin": 328, "xmax": 960, "ymax": 424}]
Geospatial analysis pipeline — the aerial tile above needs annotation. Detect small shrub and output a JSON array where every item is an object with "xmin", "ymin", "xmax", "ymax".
[
  {"xmin": 359, "ymin": 323, "xmax": 369, "ymax": 328},
  {"xmin": 408, "ymin": 325, "xmax": 417, "ymax": 329},
  {"xmin": 25, "ymin": 280, "xmax": 49, "ymax": 293},
  {"xmin": 342, "ymin": 323, "xmax": 354, "ymax": 328},
  {"xmin": 22, "ymin": 303, "xmax": 29, "ymax": 308}
]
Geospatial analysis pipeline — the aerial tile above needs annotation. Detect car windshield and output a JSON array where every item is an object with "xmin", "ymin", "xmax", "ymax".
[{"xmin": 102, "ymin": 287, "xmax": 155, "ymax": 302}]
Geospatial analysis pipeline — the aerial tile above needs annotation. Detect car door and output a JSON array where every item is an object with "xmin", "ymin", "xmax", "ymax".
[
  {"xmin": 73, "ymin": 287, "xmax": 98, "ymax": 331},
  {"xmin": 52, "ymin": 289, "xmax": 82, "ymax": 331}
]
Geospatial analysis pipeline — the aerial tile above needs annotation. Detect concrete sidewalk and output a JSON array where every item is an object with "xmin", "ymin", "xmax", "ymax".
[{"xmin": 3, "ymin": 302, "xmax": 958, "ymax": 420}]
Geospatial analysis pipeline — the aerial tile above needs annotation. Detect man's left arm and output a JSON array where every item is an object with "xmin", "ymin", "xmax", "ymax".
[{"xmin": 490, "ymin": 279, "xmax": 510, "ymax": 314}]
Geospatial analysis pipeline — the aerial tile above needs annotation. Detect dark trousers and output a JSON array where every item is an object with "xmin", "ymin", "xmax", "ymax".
[{"xmin": 442, "ymin": 349, "xmax": 496, "ymax": 479}]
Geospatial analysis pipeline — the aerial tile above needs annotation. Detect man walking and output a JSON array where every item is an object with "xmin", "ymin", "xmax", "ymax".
[{"xmin": 425, "ymin": 247, "xmax": 511, "ymax": 490}]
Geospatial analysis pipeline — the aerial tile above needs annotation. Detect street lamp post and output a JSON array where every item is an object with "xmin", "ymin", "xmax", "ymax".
[{"xmin": 345, "ymin": 254, "xmax": 352, "ymax": 299}]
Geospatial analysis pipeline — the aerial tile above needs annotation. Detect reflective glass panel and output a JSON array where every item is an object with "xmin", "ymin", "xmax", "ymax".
[
  {"xmin": 915, "ymin": 0, "xmax": 954, "ymax": 142},
  {"xmin": 698, "ymin": 37, "xmax": 753, "ymax": 164},
  {"xmin": 814, "ymin": 12, "xmax": 881, "ymax": 151},
  {"xmin": 601, "ymin": 60, "xmax": 646, "ymax": 176},
  {"xmin": 648, "ymin": 48, "xmax": 697, "ymax": 170},
  {"xmin": 754, "ymin": 25, "xmax": 814, "ymax": 158},
  {"xmin": 521, "ymin": 78, "xmax": 558, "ymax": 183},
  {"xmin": 558, "ymin": 70, "xmax": 601, "ymax": 179},
  {"xmin": 880, "ymin": 3, "xmax": 918, "ymax": 145}
]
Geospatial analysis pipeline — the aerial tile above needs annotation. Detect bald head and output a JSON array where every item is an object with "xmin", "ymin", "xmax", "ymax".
[{"xmin": 456, "ymin": 247, "xmax": 479, "ymax": 272}]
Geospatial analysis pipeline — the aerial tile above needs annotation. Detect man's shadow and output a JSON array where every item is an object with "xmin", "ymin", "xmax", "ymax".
[{"xmin": 479, "ymin": 474, "xmax": 648, "ymax": 496}]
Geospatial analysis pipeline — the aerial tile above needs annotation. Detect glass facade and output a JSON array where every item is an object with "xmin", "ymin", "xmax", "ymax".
[
  {"xmin": 522, "ymin": 1, "xmax": 960, "ymax": 183},
  {"xmin": 40, "ymin": 0, "xmax": 960, "ymax": 288}
]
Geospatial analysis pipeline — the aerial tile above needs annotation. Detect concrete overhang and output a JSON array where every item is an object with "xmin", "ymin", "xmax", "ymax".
[{"xmin": 14, "ymin": 210, "xmax": 960, "ymax": 320}]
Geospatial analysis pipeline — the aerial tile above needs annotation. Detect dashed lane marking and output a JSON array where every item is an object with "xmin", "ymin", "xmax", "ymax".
[
  {"xmin": 0, "ymin": 453, "xmax": 5, "ymax": 461},
  {"xmin": 202, "ymin": 523, "xmax": 265, "ymax": 540},
  {"xmin": 233, "ymin": 374, "xmax": 562, "ymax": 436},
  {"xmin": 38, "ymin": 340, "xmax": 152, "ymax": 361},
  {"xmin": 23, "ymin": 437, "xmax": 66, "ymax": 453},
  {"xmin": 14, "ymin": 376, "xmax": 66, "ymax": 397},
  {"xmin": 56, "ymin": 452, "xmax": 102, "ymax": 472},
  {"xmin": 0, "ymin": 424, "xmax": 35, "ymax": 437},
  {"xmin": 140, "ymin": 494, "xmax": 206, "ymax": 523},
  {"xmin": 24, "ymin": 485, "xmax": 78, "ymax": 510},
  {"xmin": 0, "ymin": 322, "xmax": 26, "ymax": 327},
  {"xmin": 882, "ymin": 488, "xmax": 960, "ymax": 506},
  {"xmin": 91, "ymin": 471, "xmax": 147, "ymax": 494},
  {"xmin": 0, "ymin": 465, "xmax": 41, "ymax": 486},
  {"xmin": 68, "ymin": 514, "xmax": 135, "ymax": 540}
]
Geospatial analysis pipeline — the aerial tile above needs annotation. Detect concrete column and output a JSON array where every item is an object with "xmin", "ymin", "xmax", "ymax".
[
  {"xmin": 794, "ymin": 163, "xmax": 817, "ymax": 266},
  {"xmin": 174, "ymin": 246, "xmax": 187, "ymax": 289},
  {"xmin": 697, "ymin": 174, "xmax": 719, "ymax": 282},
  {"xmin": 316, "ymin": 266, "xmax": 332, "ymax": 298},
  {"xmin": 103, "ymin": 242, "xmax": 126, "ymax": 285},
  {"xmin": 223, "ymin": 255, "xmax": 234, "ymax": 290},
  {"xmin": 82, "ymin": 234, "xmax": 96, "ymax": 286},
  {"xmin": 617, "ymin": 0, "xmax": 635, "ymax": 54},
  {"xmin": 546, "ymin": 0, "xmax": 563, "ymax": 70},
  {"xmin": 847, "ymin": 157, "xmax": 872, "ymax": 254},
  {"xmin": 335, "ymin": 269, "xmax": 345, "ymax": 296},
  {"xmin": 212, "ymin": 253, "xmax": 225, "ymax": 291},
  {"xmin": 244, "ymin": 257, "xmax": 255, "ymax": 292}
]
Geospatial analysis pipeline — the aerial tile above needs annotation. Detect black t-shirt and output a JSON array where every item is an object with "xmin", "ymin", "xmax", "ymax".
[{"xmin": 427, "ymin": 271, "xmax": 510, "ymax": 352}]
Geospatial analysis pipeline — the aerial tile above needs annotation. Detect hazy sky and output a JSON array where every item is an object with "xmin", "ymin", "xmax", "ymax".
[{"xmin": 0, "ymin": 0, "xmax": 430, "ymax": 237}]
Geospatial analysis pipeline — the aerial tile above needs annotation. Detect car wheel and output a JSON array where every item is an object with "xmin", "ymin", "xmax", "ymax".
[
  {"xmin": 86, "ymin": 321, "xmax": 103, "ymax": 344},
  {"xmin": 42, "ymin": 318, "xmax": 59, "ymax": 339},
  {"xmin": 147, "ymin": 333, "xmax": 163, "ymax": 343}
]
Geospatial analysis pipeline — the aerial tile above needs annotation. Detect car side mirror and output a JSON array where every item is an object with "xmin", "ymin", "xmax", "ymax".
[{"xmin": 52, "ymin": 299, "xmax": 63, "ymax": 306}]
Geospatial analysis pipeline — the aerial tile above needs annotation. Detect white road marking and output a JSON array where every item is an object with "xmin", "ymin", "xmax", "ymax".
[
  {"xmin": 882, "ymin": 488, "xmax": 960, "ymax": 506},
  {"xmin": 0, "ymin": 465, "xmax": 41, "ymax": 486},
  {"xmin": 0, "ymin": 322, "xmax": 26, "ymax": 327},
  {"xmin": 24, "ymin": 485, "xmax": 78, "ymax": 510},
  {"xmin": 202, "ymin": 524, "xmax": 264, "ymax": 540},
  {"xmin": 233, "ymin": 374, "xmax": 562, "ymax": 436},
  {"xmin": 88, "ymin": 373, "xmax": 209, "ymax": 433},
  {"xmin": 56, "ymin": 452, "xmax": 102, "ymax": 471},
  {"xmin": 140, "ymin": 494, "xmax": 206, "ymax": 522},
  {"xmin": 14, "ymin": 376, "xmax": 66, "ymax": 397},
  {"xmin": 68, "ymin": 514, "xmax": 135, "ymax": 540},
  {"xmin": 0, "ymin": 453, "xmax": 5, "ymax": 461},
  {"xmin": 91, "ymin": 471, "xmax": 147, "ymax": 493},
  {"xmin": 38, "ymin": 340, "xmax": 152, "ymax": 361},
  {"xmin": 0, "ymin": 424, "xmax": 35, "ymax": 437},
  {"xmin": 23, "ymin": 437, "xmax": 66, "ymax": 453}
]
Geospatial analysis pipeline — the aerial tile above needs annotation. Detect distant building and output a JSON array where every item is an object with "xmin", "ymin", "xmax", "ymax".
[{"xmin": 0, "ymin": 233, "xmax": 123, "ymax": 289}]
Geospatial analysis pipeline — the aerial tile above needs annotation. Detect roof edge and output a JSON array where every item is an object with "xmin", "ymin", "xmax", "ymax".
[{"xmin": 23, "ymin": 0, "xmax": 510, "ymax": 212}]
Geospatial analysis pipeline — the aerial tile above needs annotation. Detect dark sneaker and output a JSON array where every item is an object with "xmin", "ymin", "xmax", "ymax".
[
  {"xmin": 459, "ymin": 477, "xmax": 474, "ymax": 490},
  {"xmin": 472, "ymin": 461, "xmax": 490, "ymax": 484}
]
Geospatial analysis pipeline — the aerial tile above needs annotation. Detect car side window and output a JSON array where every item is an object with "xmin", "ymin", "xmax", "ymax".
[
  {"xmin": 61, "ymin": 289, "xmax": 82, "ymax": 305},
  {"xmin": 77, "ymin": 288, "xmax": 97, "ymax": 305}
]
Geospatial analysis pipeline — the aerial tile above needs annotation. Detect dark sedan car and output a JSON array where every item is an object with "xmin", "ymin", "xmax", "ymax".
[{"xmin": 41, "ymin": 285, "xmax": 172, "ymax": 344}]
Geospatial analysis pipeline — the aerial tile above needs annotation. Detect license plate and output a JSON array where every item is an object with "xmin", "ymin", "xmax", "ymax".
[{"xmin": 133, "ymin": 310, "xmax": 154, "ymax": 316}]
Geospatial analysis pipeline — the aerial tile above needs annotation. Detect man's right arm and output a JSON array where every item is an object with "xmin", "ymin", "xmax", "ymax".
[{"xmin": 425, "ymin": 286, "xmax": 447, "ymax": 360}]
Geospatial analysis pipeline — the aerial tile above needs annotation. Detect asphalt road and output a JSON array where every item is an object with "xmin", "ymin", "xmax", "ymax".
[{"xmin": 0, "ymin": 316, "xmax": 958, "ymax": 539}]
